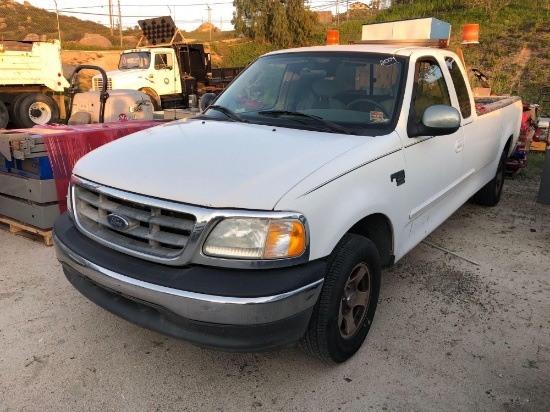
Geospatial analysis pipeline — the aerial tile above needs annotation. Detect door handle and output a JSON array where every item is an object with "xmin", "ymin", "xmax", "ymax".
[{"xmin": 455, "ymin": 139, "xmax": 464, "ymax": 153}]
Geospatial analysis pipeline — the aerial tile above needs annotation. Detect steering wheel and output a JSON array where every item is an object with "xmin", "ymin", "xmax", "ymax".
[{"xmin": 346, "ymin": 99, "xmax": 389, "ymax": 118}]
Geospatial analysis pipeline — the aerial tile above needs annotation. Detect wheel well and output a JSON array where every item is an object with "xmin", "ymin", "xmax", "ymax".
[
  {"xmin": 504, "ymin": 135, "xmax": 513, "ymax": 155},
  {"xmin": 348, "ymin": 213, "xmax": 394, "ymax": 268},
  {"xmin": 139, "ymin": 88, "xmax": 160, "ymax": 108}
]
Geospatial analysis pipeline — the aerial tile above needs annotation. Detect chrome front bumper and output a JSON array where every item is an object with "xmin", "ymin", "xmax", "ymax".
[{"xmin": 54, "ymin": 231, "xmax": 324, "ymax": 326}]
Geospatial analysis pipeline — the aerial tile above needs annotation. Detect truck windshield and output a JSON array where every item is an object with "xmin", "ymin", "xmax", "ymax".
[
  {"xmin": 210, "ymin": 51, "xmax": 405, "ymax": 135},
  {"xmin": 119, "ymin": 52, "xmax": 151, "ymax": 70}
]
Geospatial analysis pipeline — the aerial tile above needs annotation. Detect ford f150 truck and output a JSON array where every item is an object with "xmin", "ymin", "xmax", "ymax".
[{"xmin": 53, "ymin": 41, "xmax": 522, "ymax": 363}]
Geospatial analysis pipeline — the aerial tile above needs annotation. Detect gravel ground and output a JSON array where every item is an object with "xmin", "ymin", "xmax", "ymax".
[{"xmin": 0, "ymin": 154, "xmax": 548, "ymax": 412}]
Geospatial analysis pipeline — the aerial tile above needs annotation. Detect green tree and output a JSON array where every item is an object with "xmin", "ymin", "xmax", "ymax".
[{"xmin": 232, "ymin": 0, "xmax": 317, "ymax": 48}]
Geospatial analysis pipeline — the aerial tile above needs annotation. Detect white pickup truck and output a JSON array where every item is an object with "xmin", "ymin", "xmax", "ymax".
[{"xmin": 53, "ymin": 43, "xmax": 522, "ymax": 363}]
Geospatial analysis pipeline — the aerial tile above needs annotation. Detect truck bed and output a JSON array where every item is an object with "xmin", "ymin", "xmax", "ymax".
[{"xmin": 475, "ymin": 96, "xmax": 521, "ymax": 116}]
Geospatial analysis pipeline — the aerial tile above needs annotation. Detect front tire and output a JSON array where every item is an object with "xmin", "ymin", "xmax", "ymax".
[
  {"xmin": 471, "ymin": 149, "xmax": 507, "ymax": 207},
  {"xmin": 12, "ymin": 93, "xmax": 60, "ymax": 128},
  {"xmin": 300, "ymin": 234, "xmax": 381, "ymax": 363}
]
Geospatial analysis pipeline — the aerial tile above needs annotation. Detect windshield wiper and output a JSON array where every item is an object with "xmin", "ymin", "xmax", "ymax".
[
  {"xmin": 258, "ymin": 110, "xmax": 355, "ymax": 135},
  {"xmin": 208, "ymin": 105, "xmax": 248, "ymax": 123}
]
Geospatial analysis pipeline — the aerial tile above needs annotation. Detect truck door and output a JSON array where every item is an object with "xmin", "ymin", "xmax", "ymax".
[
  {"xmin": 150, "ymin": 51, "xmax": 177, "ymax": 95},
  {"xmin": 399, "ymin": 55, "xmax": 467, "ymax": 253}
]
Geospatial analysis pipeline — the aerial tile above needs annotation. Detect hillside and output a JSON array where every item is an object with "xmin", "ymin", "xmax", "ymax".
[
  {"xmin": 0, "ymin": 1, "xmax": 238, "ymax": 49},
  {"xmin": 1, "ymin": 0, "xmax": 548, "ymax": 103},
  {"xmin": 0, "ymin": 0, "xmax": 136, "ymax": 47},
  {"xmin": 225, "ymin": 0, "xmax": 550, "ymax": 103},
  {"xmin": 367, "ymin": 0, "xmax": 550, "ymax": 104}
]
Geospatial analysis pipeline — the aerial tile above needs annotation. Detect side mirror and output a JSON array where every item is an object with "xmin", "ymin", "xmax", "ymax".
[
  {"xmin": 409, "ymin": 105, "xmax": 461, "ymax": 137},
  {"xmin": 200, "ymin": 93, "xmax": 217, "ymax": 112}
]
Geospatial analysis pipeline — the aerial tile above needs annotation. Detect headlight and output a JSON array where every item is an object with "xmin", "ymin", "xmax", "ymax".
[{"xmin": 203, "ymin": 218, "xmax": 306, "ymax": 260}]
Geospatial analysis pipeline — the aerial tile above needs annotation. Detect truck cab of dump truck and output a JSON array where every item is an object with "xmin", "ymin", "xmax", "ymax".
[{"xmin": 91, "ymin": 44, "xmax": 212, "ymax": 111}]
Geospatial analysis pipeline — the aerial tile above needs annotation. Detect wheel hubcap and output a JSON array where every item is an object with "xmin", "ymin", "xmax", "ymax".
[
  {"xmin": 28, "ymin": 102, "xmax": 52, "ymax": 124},
  {"xmin": 338, "ymin": 262, "xmax": 372, "ymax": 339}
]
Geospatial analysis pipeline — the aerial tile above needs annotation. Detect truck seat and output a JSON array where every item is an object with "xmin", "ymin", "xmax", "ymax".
[{"xmin": 297, "ymin": 79, "xmax": 345, "ymax": 110}]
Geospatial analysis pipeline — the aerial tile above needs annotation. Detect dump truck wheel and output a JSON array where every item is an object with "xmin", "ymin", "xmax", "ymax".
[
  {"xmin": 8, "ymin": 94, "xmax": 25, "ymax": 125},
  {"xmin": 0, "ymin": 101, "xmax": 8, "ymax": 129},
  {"xmin": 13, "ymin": 93, "xmax": 60, "ymax": 128},
  {"xmin": 140, "ymin": 89, "xmax": 161, "ymax": 111}
]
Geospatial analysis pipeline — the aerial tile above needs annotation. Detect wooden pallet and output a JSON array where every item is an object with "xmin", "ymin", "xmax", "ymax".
[{"xmin": 0, "ymin": 215, "xmax": 53, "ymax": 246}]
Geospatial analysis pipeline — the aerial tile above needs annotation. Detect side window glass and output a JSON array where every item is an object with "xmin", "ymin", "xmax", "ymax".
[
  {"xmin": 413, "ymin": 60, "xmax": 451, "ymax": 122},
  {"xmin": 445, "ymin": 57, "xmax": 472, "ymax": 118},
  {"xmin": 154, "ymin": 54, "xmax": 170, "ymax": 70}
]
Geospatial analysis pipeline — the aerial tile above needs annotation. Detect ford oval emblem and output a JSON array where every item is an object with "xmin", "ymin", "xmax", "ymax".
[{"xmin": 106, "ymin": 214, "xmax": 130, "ymax": 230}]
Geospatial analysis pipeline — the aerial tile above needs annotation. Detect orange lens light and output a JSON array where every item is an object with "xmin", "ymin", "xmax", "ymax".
[
  {"xmin": 326, "ymin": 30, "xmax": 339, "ymax": 46},
  {"xmin": 461, "ymin": 24, "xmax": 479, "ymax": 45},
  {"xmin": 264, "ymin": 221, "xmax": 306, "ymax": 259}
]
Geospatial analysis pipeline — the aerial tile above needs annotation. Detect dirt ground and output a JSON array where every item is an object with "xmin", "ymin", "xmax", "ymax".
[{"xmin": 0, "ymin": 154, "xmax": 548, "ymax": 411}]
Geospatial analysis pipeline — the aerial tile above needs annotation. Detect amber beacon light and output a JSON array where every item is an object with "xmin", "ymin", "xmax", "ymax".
[
  {"xmin": 461, "ymin": 24, "xmax": 479, "ymax": 45},
  {"xmin": 326, "ymin": 30, "xmax": 339, "ymax": 45}
]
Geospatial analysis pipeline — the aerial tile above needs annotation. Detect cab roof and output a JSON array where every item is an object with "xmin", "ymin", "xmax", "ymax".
[{"xmin": 265, "ymin": 44, "xmax": 453, "ymax": 58}]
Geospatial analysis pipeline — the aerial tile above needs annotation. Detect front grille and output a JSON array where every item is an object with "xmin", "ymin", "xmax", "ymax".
[
  {"xmin": 92, "ymin": 77, "xmax": 113, "ymax": 91},
  {"xmin": 73, "ymin": 184, "xmax": 196, "ymax": 259}
]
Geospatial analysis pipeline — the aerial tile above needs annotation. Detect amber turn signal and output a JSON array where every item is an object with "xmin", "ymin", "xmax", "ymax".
[{"xmin": 264, "ymin": 220, "xmax": 306, "ymax": 259}]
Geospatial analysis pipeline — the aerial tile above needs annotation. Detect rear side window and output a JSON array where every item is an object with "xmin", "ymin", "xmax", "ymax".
[{"xmin": 445, "ymin": 57, "xmax": 472, "ymax": 118}]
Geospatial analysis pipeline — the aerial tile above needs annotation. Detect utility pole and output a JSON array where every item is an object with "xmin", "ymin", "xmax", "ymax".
[
  {"xmin": 117, "ymin": 0, "xmax": 122, "ymax": 47},
  {"xmin": 335, "ymin": 0, "xmax": 340, "ymax": 25},
  {"xmin": 53, "ymin": 0, "xmax": 61, "ymax": 44},
  {"xmin": 206, "ymin": 4, "xmax": 212, "ymax": 41},
  {"xmin": 109, "ymin": 0, "xmax": 113, "ymax": 35}
]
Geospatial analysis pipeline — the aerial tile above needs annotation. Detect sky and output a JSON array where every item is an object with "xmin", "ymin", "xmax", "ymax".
[{"xmin": 21, "ymin": 0, "xmax": 346, "ymax": 32}]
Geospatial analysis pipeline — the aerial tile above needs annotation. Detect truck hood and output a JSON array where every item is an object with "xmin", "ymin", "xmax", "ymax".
[
  {"xmin": 92, "ymin": 69, "xmax": 149, "ymax": 88},
  {"xmin": 94, "ymin": 69, "xmax": 146, "ymax": 79},
  {"xmin": 73, "ymin": 120, "xmax": 371, "ymax": 210}
]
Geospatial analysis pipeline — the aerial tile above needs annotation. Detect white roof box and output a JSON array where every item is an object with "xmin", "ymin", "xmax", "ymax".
[{"xmin": 361, "ymin": 17, "xmax": 451, "ymax": 47}]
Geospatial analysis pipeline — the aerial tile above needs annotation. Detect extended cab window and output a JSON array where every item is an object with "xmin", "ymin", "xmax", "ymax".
[
  {"xmin": 412, "ymin": 60, "xmax": 451, "ymax": 122},
  {"xmin": 445, "ymin": 57, "xmax": 472, "ymax": 118}
]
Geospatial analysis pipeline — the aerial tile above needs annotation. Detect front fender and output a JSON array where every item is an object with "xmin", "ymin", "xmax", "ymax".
[{"xmin": 275, "ymin": 133, "xmax": 406, "ymax": 260}]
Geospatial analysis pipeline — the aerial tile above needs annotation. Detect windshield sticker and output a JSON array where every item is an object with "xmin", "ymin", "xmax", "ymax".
[
  {"xmin": 370, "ymin": 111, "xmax": 384, "ymax": 122},
  {"xmin": 380, "ymin": 56, "xmax": 398, "ymax": 66}
]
